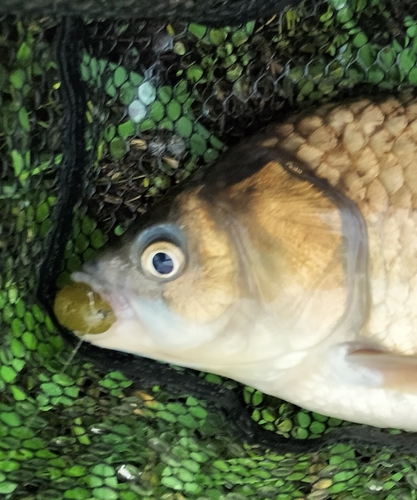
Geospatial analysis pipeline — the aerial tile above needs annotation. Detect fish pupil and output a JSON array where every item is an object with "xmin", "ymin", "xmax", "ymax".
[{"xmin": 152, "ymin": 252, "xmax": 174, "ymax": 275}]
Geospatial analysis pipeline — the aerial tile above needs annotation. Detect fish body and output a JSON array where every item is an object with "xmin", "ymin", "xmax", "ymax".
[{"xmin": 61, "ymin": 94, "xmax": 417, "ymax": 431}]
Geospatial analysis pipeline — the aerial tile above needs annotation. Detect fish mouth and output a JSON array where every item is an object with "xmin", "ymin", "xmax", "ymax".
[{"xmin": 71, "ymin": 270, "xmax": 133, "ymax": 322}]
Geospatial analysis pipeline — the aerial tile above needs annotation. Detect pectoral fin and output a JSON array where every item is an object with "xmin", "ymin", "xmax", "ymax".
[{"xmin": 331, "ymin": 342, "xmax": 417, "ymax": 393}]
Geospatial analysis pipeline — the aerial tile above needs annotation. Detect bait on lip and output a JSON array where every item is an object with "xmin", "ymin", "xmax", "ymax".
[{"xmin": 54, "ymin": 282, "xmax": 116, "ymax": 335}]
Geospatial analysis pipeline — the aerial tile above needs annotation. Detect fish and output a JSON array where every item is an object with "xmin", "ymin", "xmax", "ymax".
[{"xmin": 54, "ymin": 93, "xmax": 417, "ymax": 432}]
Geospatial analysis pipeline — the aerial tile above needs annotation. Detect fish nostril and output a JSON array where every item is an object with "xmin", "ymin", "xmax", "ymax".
[
  {"xmin": 71, "ymin": 262, "xmax": 101, "ymax": 290},
  {"xmin": 82, "ymin": 260, "xmax": 100, "ymax": 275}
]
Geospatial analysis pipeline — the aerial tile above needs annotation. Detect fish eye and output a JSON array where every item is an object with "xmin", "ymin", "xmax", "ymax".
[
  {"xmin": 131, "ymin": 223, "xmax": 187, "ymax": 280},
  {"xmin": 141, "ymin": 240, "xmax": 186, "ymax": 280}
]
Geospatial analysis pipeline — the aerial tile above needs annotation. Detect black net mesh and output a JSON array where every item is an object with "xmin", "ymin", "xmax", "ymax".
[
  {"xmin": 3, "ymin": 1, "xmax": 417, "ymax": 499},
  {"xmin": 0, "ymin": 0, "xmax": 298, "ymax": 24}
]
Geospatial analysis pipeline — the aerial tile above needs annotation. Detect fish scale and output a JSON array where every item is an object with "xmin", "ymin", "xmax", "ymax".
[{"xmin": 272, "ymin": 94, "xmax": 417, "ymax": 356}]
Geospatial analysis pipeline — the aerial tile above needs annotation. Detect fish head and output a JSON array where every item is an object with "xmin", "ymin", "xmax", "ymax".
[{"xmin": 66, "ymin": 187, "xmax": 246, "ymax": 367}]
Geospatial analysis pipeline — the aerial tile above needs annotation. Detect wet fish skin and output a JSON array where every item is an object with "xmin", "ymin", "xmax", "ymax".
[{"xmin": 68, "ymin": 93, "xmax": 417, "ymax": 431}]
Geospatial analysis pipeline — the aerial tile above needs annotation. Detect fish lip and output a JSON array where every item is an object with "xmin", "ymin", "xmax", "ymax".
[{"xmin": 71, "ymin": 270, "xmax": 131, "ymax": 320}]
